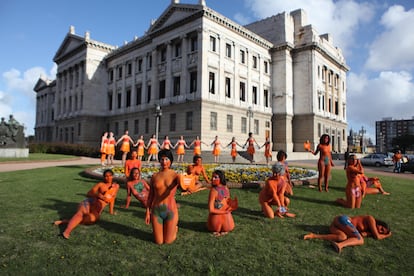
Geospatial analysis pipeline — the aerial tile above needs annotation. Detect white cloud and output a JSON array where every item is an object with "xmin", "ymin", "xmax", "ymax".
[
  {"xmin": 244, "ymin": 0, "xmax": 375, "ymax": 55},
  {"xmin": 1, "ymin": 66, "xmax": 55, "ymax": 136},
  {"xmin": 347, "ymin": 70, "xmax": 414, "ymax": 138},
  {"xmin": 365, "ymin": 5, "xmax": 414, "ymax": 71}
]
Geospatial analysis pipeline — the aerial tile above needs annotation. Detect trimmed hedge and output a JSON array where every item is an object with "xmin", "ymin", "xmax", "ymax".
[{"xmin": 29, "ymin": 142, "xmax": 100, "ymax": 157}]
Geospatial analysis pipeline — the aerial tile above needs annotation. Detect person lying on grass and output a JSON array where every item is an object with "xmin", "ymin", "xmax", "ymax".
[
  {"xmin": 259, "ymin": 162, "xmax": 295, "ymax": 219},
  {"xmin": 303, "ymin": 215, "xmax": 392, "ymax": 253},
  {"xmin": 54, "ymin": 169, "xmax": 119, "ymax": 239}
]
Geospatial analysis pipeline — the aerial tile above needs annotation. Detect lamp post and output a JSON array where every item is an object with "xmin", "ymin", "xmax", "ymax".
[
  {"xmin": 247, "ymin": 106, "xmax": 253, "ymax": 133},
  {"xmin": 154, "ymin": 104, "xmax": 162, "ymax": 141}
]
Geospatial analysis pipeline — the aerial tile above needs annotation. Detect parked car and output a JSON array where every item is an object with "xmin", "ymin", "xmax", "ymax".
[
  {"xmin": 360, "ymin": 153, "xmax": 394, "ymax": 167},
  {"xmin": 401, "ymin": 158, "xmax": 414, "ymax": 173}
]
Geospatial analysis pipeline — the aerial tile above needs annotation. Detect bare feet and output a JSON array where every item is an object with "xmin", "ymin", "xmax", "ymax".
[
  {"xmin": 331, "ymin": 241, "xmax": 342, "ymax": 253},
  {"xmin": 53, "ymin": 220, "xmax": 68, "ymax": 226},
  {"xmin": 303, "ymin": 233, "xmax": 315, "ymax": 240},
  {"xmin": 382, "ymin": 192, "xmax": 390, "ymax": 195}
]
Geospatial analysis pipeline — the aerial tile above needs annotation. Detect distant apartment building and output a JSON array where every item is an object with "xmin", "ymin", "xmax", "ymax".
[
  {"xmin": 34, "ymin": 0, "xmax": 348, "ymax": 153},
  {"xmin": 376, "ymin": 117, "xmax": 414, "ymax": 152}
]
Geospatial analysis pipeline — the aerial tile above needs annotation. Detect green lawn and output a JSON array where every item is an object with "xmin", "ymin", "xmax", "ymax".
[
  {"xmin": 0, "ymin": 165, "xmax": 413, "ymax": 275},
  {"xmin": 0, "ymin": 153, "xmax": 77, "ymax": 162}
]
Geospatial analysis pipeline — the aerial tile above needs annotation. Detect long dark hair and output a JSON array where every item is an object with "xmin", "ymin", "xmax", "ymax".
[
  {"xmin": 375, "ymin": 219, "xmax": 391, "ymax": 234},
  {"xmin": 319, "ymin": 134, "xmax": 330, "ymax": 145},
  {"xmin": 213, "ymin": 170, "xmax": 226, "ymax": 185}
]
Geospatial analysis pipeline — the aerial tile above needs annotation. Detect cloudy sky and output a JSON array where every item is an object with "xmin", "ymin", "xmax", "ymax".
[{"xmin": 1, "ymin": 0, "xmax": 413, "ymax": 141}]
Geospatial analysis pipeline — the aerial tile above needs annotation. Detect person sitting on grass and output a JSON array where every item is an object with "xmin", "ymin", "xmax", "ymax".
[
  {"xmin": 121, "ymin": 167, "xmax": 150, "ymax": 208},
  {"xmin": 259, "ymin": 162, "xmax": 295, "ymax": 219},
  {"xmin": 179, "ymin": 164, "xmax": 207, "ymax": 196},
  {"xmin": 124, "ymin": 150, "xmax": 142, "ymax": 179},
  {"xmin": 303, "ymin": 215, "xmax": 392, "ymax": 253},
  {"xmin": 207, "ymin": 170, "xmax": 238, "ymax": 237},
  {"xmin": 54, "ymin": 169, "xmax": 119, "ymax": 239},
  {"xmin": 335, "ymin": 155, "xmax": 364, "ymax": 209}
]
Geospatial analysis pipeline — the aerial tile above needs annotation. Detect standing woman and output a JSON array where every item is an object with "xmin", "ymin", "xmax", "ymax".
[
  {"xmin": 174, "ymin": 135, "xmax": 189, "ymax": 163},
  {"xmin": 307, "ymin": 134, "xmax": 334, "ymax": 192},
  {"xmin": 161, "ymin": 135, "xmax": 174, "ymax": 151},
  {"xmin": 226, "ymin": 137, "xmax": 242, "ymax": 163},
  {"xmin": 211, "ymin": 135, "xmax": 222, "ymax": 163},
  {"xmin": 134, "ymin": 135, "xmax": 146, "ymax": 161},
  {"xmin": 207, "ymin": 170, "xmax": 238, "ymax": 237},
  {"xmin": 261, "ymin": 136, "xmax": 272, "ymax": 165},
  {"xmin": 189, "ymin": 136, "xmax": 207, "ymax": 156},
  {"xmin": 100, "ymin": 132, "xmax": 109, "ymax": 166},
  {"xmin": 146, "ymin": 134, "xmax": 160, "ymax": 163},
  {"xmin": 116, "ymin": 130, "xmax": 134, "ymax": 167},
  {"xmin": 106, "ymin": 132, "xmax": 116, "ymax": 165},
  {"xmin": 243, "ymin": 132, "xmax": 260, "ymax": 163}
]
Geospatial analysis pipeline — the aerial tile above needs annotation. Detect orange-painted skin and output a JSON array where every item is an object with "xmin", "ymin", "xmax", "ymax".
[
  {"xmin": 122, "ymin": 168, "xmax": 150, "ymax": 208},
  {"xmin": 226, "ymin": 137, "xmax": 242, "ymax": 163},
  {"xmin": 207, "ymin": 170, "xmax": 238, "ymax": 237},
  {"xmin": 145, "ymin": 151, "xmax": 180, "ymax": 244},
  {"xmin": 116, "ymin": 130, "xmax": 134, "ymax": 166},
  {"xmin": 261, "ymin": 137, "xmax": 272, "ymax": 165},
  {"xmin": 161, "ymin": 136, "xmax": 173, "ymax": 150},
  {"xmin": 54, "ymin": 170, "xmax": 119, "ymax": 239},
  {"xmin": 336, "ymin": 155, "xmax": 364, "ymax": 209},
  {"xmin": 243, "ymin": 132, "xmax": 260, "ymax": 163},
  {"xmin": 276, "ymin": 150, "xmax": 293, "ymax": 206},
  {"xmin": 124, "ymin": 151, "xmax": 142, "ymax": 178},
  {"xmin": 189, "ymin": 136, "xmax": 207, "ymax": 156},
  {"xmin": 107, "ymin": 132, "xmax": 116, "ymax": 165},
  {"xmin": 304, "ymin": 215, "xmax": 392, "ymax": 253},
  {"xmin": 180, "ymin": 155, "xmax": 210, "ymax": 195},
  {"xmin": 100, "ymin": 132, "xmax": 109, "ymax": 165},
  {"xmin": 146, "ymin": 135, "xmax": 160, "ymax": 163},
  {"xmin": 134, "ymin": 135, "xmax": 146, "ymax": 160},
  {"xmin": 211, "ymin": 136, "xmax": 222, "ymax": 163},
  {"xmin": 309, "ymin": 134, "xmax": 334, "ymax": 192},
  {"xmin": 175, "ymin": 136, "xmax": 189, "ymax": 162}
]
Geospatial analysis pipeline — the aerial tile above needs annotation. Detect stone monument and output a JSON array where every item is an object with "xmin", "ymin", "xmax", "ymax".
[{"xmin": 0, "ymin": 115, "xmax": 29, "ymax": 157}]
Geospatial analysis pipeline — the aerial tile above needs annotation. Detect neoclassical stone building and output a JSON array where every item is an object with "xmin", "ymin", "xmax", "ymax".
[{"xmin": 34, "ymin": 0, "xmax": 348, "ymax": 154}]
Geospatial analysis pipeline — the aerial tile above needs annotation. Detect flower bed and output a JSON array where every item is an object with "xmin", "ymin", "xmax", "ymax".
[{"xmin": 86, "ymin": 162, "xmax": 317, "ymax": 188}]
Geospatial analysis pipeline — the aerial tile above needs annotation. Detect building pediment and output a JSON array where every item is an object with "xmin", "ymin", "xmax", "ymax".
[
  {"xmin": 147, "ymin": 3, "xmax": 203, "ymax": 34},
  {"xmin": 34, "ymin": 77, "xmax": 54, "ymax": 92},
  {"xmin": 53, "ymin": 34, "xmax": 85, "ymax": 63}
]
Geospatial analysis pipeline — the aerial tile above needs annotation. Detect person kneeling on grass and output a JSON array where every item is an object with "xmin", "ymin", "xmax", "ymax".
[
  {"xmin": 54, "ymin": 169, "xmax": 119, "ymax": 239},
  {"xmin": 303, "ymin": 215, "xmax": 391, "ymax": 253}
]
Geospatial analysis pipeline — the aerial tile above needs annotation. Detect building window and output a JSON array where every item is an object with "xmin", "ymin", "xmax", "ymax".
[
  {"xmin": 252, "ymin": 86, "xmax": 258, "ymax": 104},
  {"xmin": 240, "ymin": 82, "xmax": 246, "ymax": 101},
  {"xmin": 174, "ymin": 42, "xmax": 182, "ymax": 57},
  {"xmin": 186, "ymin": 111, "xmax": 193, "ymax": 130},
  {"xmin": 210, "ymin": 36, "xmax": 216, "ymax": 52},
  {"xmin": 190, "ymin": 36, "xmax": 198, "ymax": 52},
  {"xmin": 264, "ymin": 61, "xmax": 269, "ymax": 73},
  {"xmin": 160, "ymin": 48, "xmax": 167, "ymax": 62},
  {"xmin": 145, "ymin": 118, "xmax": 149, "ymax": 134},
  {"xmin": 173, "ymin": 77, "xmax": 180, "ymax": 96},
  {"xmin": 227, "ymin": 115, "xmax": 233, "ymax": 132},
  {"xmin": 118, "ymin": 66, "xmax": 123, "ymax": 79},
  {"xmin": 127, "ymin": 62, "xmax": 132, "ymax": 76},
  {"xmin": 225, "ymin": 43, "xmax": 232, "ymax": 58},
  {"xmin": 240, "ymin": 50, "xmax": 245, "ymax": 64},
  {"xmin": 117, "ymin": 93, "xmax": 122, "ymax": 109},
  {"xmin": 124, "ymin": 120, "xmax": 128, "ymax": 132},
  {"xmin": 254, "ymin": 119, "xmax": 259, "ymax": 135},
  {"xmin": 241, "ymin": 117, "xmax": 247, "ymax": 133},
  {"xmin": 147, "ymin": 54, "xmax": 152, "ymax": 69},
  {"xmin": 170, "ymin": 113, "xmax": 176, "ymax": 132},
  {"xmin": 115, "ymin": 122, "xmax": 119, "ymax": 135},
  {"xmin": 134, "ymin": 119, "xmax": 139, "ymax": 134},
  {"xmin": 147, "ymin": 85, "xmax": 151, "ymax": 103},
  {"xmin": 109, "ymin": 69, "xmax": 114, "ymax": 82},
  {"xmin": 209, "ymin": 72, "xmax": 215, "ymax": 94},
  {"xmin": 210, "ymin": 112, "xmax": 217, "ymax": 130},
  {"xmin": 137, "ymin": 58, "xmax": 143, "ymax": 72},
  {"xmin": 264, "ymin": 89, "xmax": 269, "ymax": 107},
  {"xmin": 126, "ymin": 89, "xmax": 131, "ymax": 107},
  {"xmin": 252, "ymin": 56, "xmax": 257, "ymax": 69},
  {"xmin": 225, "ymin": 77, "xmax": 231, "ymax": 98},
  {"xmin": 159, "ymin": 80, "xmax": 166, "ymax": 99},
  {"xmin": 136, "ymin": 85, "xmax": 142, "ymax": 105},
  {"xmin": 78, "ymin": 123, "xmax": 81, "ymax": 136},
  {"xmin": 190, "ymin": 72, "xmax": 197, "ymax": 93}
]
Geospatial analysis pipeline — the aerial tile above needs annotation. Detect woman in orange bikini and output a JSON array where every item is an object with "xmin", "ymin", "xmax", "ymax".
[
  {"xmin": 134, "ymin": 135, "xmax": 146, "ymax": 161},
  {"xmin": 107, "ymin": 132, "xmax": 116, "ymax": 165},
  {"xmin": 304, "ymin": 215, "xmax": 392, "ymax": 253},
  {"xmin": 54, "ymin": 169, "xmax": 119, "ymax": 239},
  {"xmin": 124, "ymin": 150, "xmax": 142, "ymax": 178},
  {"xmin": 145, "ymin": 149, "xmax": 180, "ymax": 244},
  {"xmin": 243, "ymin": 132, "xmax": 260, "ymax": 163},
  {"xmin": 211, "ymin": 135, "xmax": 222, "ymax": 163},
  {"xmin": 174, "ymin": 135, "xmax": 189, "ymax": 163},
  {"xmin": 307, "ymin": 134, "xmax": 334, "ymax": 192},
  {"xmin": 116, "ymin": 130, "xmax": 134, "ymax": 166},
  {"xmin": 100, "ymin": 132, "xmax": 109, "ymax": 166},
  {"xmin": 226, "ymin": 137, "xmax": 242, "ymax": 163},
  {"xmin": 189, "ymin": 136, "xmax": 207, "ymax": 156},
  {"xmin": 207, "ymin": 170, "xmax": 238, "ymax": 237},
  {"xmin": 261, "ymin": 136, "xmax": 272, "ymax": 165},
  {"xmin": 146, "ymin": 134, "xmax": 160, "ymax": 163},
  {"xmin": 121, "ymin": 167, "xmax": 150, "ymax": 208}
]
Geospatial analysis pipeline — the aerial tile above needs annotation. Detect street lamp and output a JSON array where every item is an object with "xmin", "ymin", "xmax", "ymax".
[
  {"xmin": 247, "ymin": 106, "xmax": 253, "ymax": 133},
  {"xmin": 154, "ymin": 104, "xmax": 162, "ymax": 141}
]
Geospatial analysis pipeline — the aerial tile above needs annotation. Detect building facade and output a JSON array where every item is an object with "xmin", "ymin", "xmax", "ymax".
[
  {"xmin": 376, "ymin": 117, "xmax": 414, "ymax": 152},
  {"xmin": 34, "ymin": 0, "xmax": 348, "ymax": 154}
]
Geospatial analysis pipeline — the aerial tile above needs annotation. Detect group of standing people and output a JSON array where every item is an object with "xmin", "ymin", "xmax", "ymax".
[{"xmin": 100, "ymin": 131, "xmax": 272, "ymax": 166}]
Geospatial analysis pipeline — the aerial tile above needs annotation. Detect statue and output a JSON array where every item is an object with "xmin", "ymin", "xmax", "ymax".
[{"xmin": 0, "ymin": 115, "xmax": 25, "ymax": 148}]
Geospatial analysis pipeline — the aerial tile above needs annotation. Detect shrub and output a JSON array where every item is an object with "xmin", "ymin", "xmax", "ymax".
[{"xmin": 29, "ymin": 142, "xmax": 100, "ymax": 157}]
